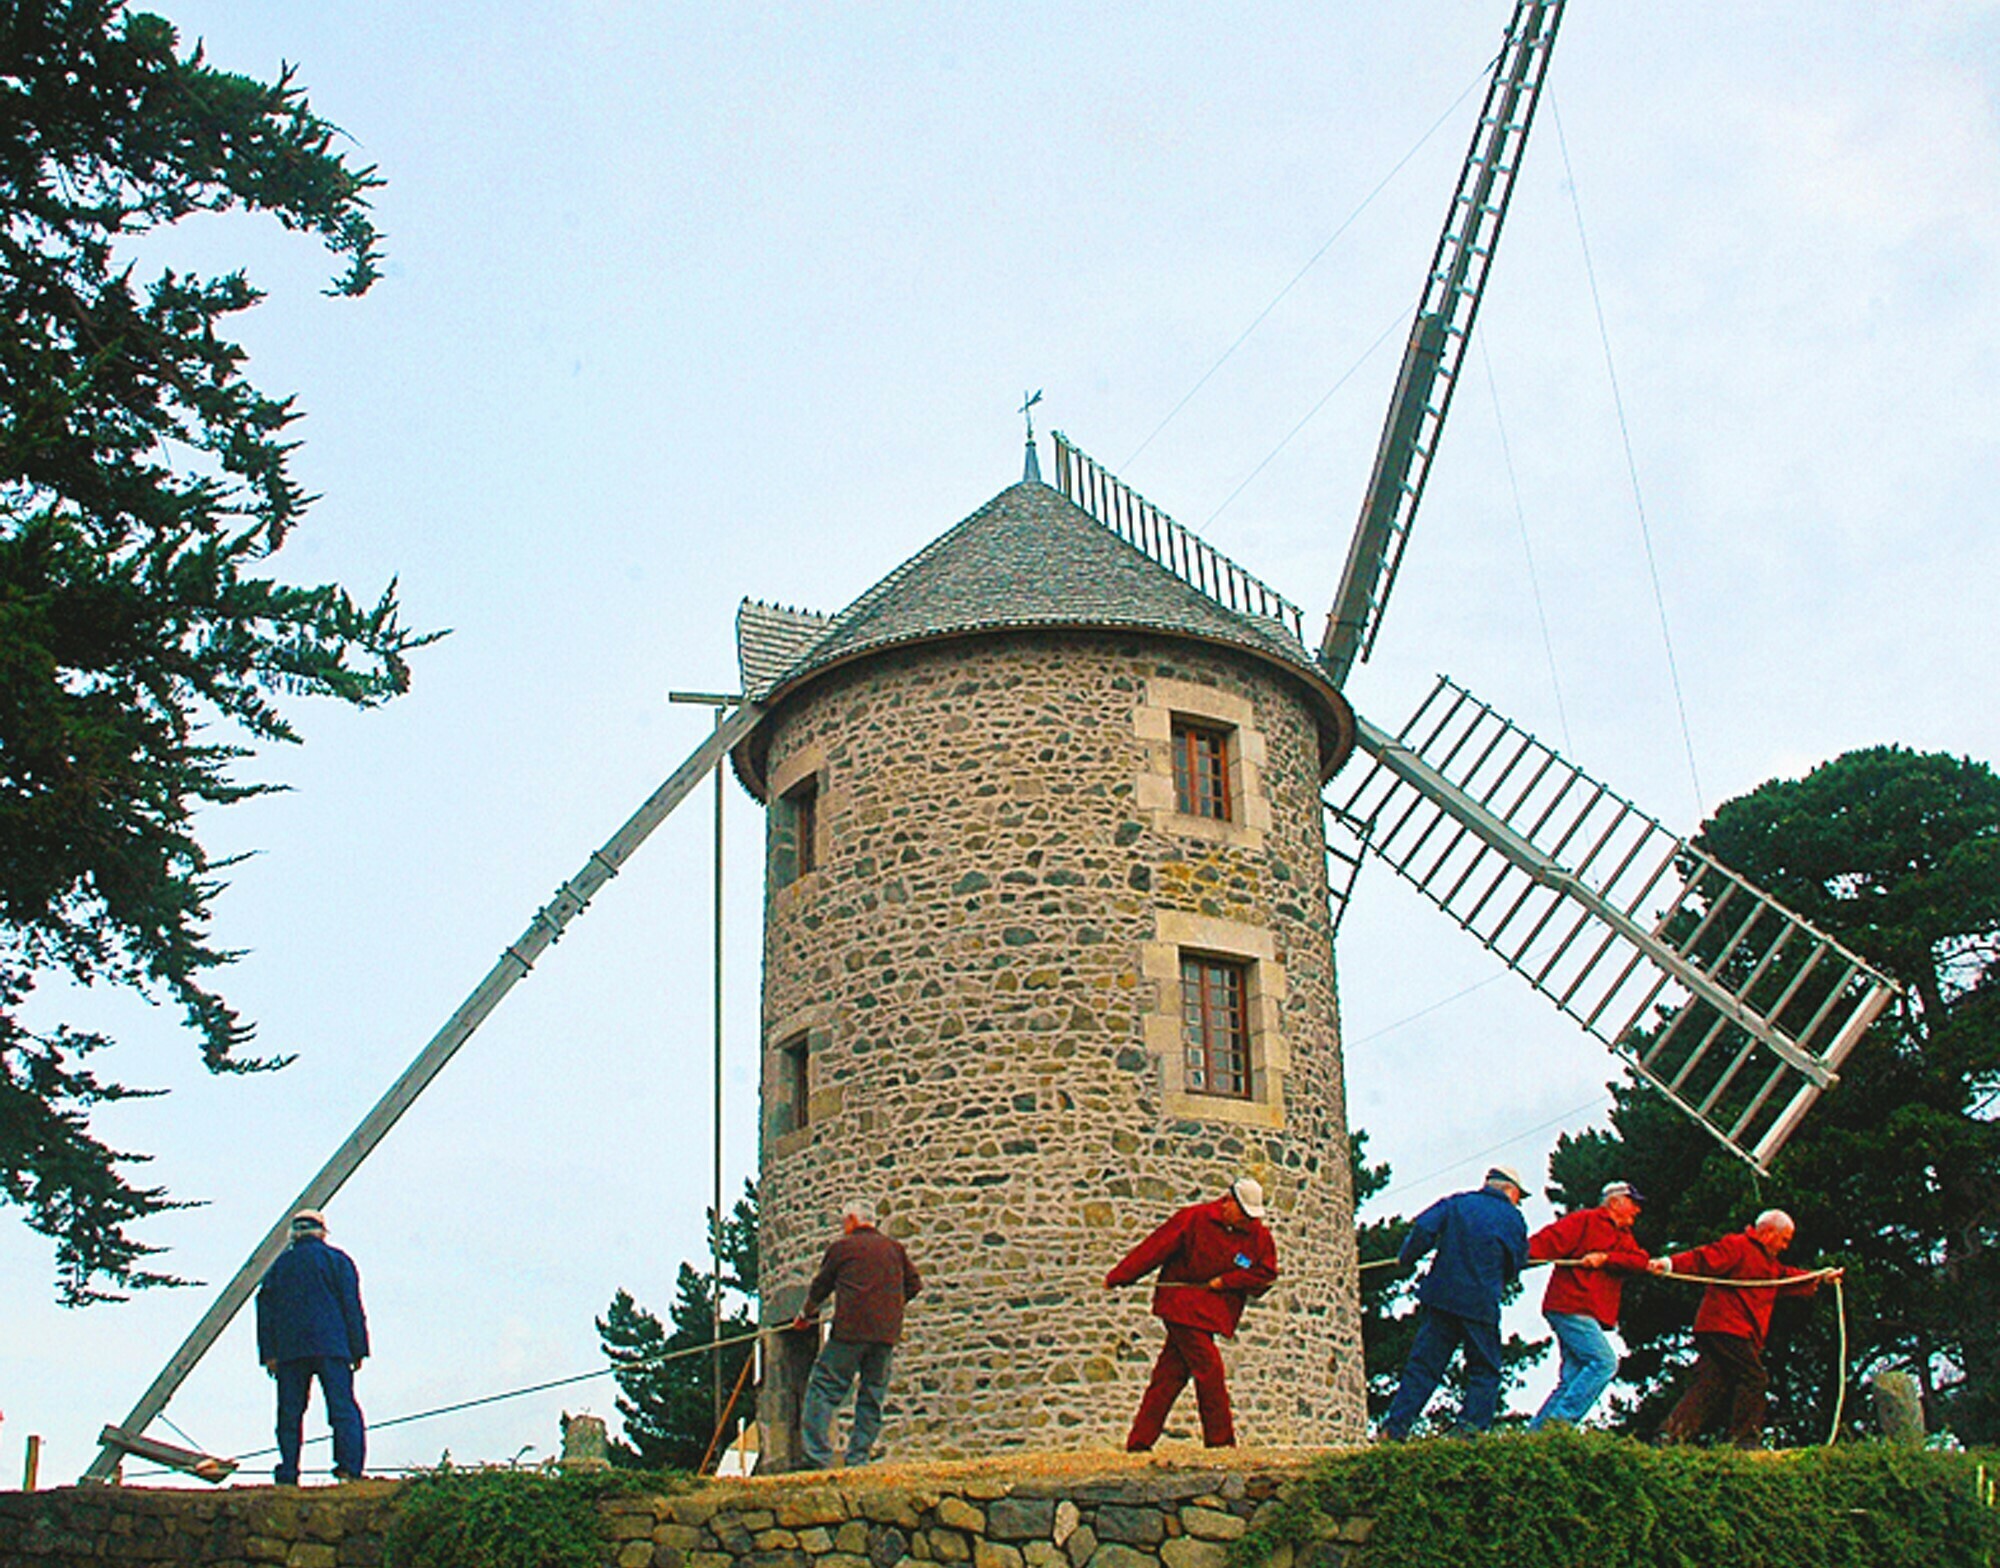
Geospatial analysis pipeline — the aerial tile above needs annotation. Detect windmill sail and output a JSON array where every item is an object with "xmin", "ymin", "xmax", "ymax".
[
  {"xmin": 1328, "ymin": 677, "xmax": 1898, "ymax": 1171},
  {"xmin": 1320, "ymin": 0, "xmax": 1566, "ymax": 685}
]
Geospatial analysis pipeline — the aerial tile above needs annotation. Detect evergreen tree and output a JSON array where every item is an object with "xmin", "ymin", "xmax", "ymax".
[
  {"xmin": 599, "ymin": 1182, "xmax": 759, "ymax": 1470},
  {"xmin": 1, "ymin": 1, "xmax": 430, "ymax": 1302},
  {"xmin": 1548, "ymin": 746, "xmax": 2000, "ymax": 1443}
]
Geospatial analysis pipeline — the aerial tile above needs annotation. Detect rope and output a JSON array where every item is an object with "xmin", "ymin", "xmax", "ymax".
[
  {"xmin": 1357, "ymin": 1256, "xmax": 1851, "ymax": 1446},
  {"xmin": 230, "ymin": 1325, "xmax": 770, "ymax": 1463}
]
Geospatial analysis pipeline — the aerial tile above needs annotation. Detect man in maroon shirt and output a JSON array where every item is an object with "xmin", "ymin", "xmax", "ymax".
[
  {"xmin": 1105, "ymin": 1177, "xmax": 1278, "ymax": 1451},
  {"xmin": 1651, "ymin": 1208, "xmax": 1839, "ymax": 1448},
  {"xmin": 1526, "ymin": 1180, "xmax": 1651, "ymax": 1430},
  {"xmin": 792, "ymin": 1200, "xmax": 922, "ymax": 1468}
]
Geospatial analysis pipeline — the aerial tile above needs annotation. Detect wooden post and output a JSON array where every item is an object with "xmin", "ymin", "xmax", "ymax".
[{"xmin": 24, "ymin": 1434, "xmax": 42, "ymax": 1492}]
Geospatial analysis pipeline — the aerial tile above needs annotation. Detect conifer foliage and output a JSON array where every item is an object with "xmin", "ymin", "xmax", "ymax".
[
  {"xmin": 0, "ymin": 2, "xmax": 430, "ymax": 1302},
  {"xmin": 598, "ymin": 1184, "xmax": 759, "ymax": 1471}
]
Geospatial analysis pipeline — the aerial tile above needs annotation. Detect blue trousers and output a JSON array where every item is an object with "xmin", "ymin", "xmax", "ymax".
[
  {"xmin": 1528, "ymin": 1312, "xmax": 1624, "ymax": 1432},
  {"xmin": 800, "ymin": 1338, "xmax": 894, "ymax": 1468},
  {"xmin": 274, "ymin": 1357, "xmax": 365, "ymax": 1483},
  {"xmin": 1382, "ymin": 1305, "xmax": 1503, "ymax": 1438},
  {"xmin": 1529, "ymin": 1312, "xmax": 1619, "ymax": 1429}
]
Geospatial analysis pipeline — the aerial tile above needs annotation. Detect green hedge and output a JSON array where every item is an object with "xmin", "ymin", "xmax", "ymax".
[
  {"xmin": 1230, "ymin": 1431, "xmax": 2000, "ymax": 1568},
  {"xmin": 387, "ymin": 1464, "xmax": 691, "ymax": 1568}
]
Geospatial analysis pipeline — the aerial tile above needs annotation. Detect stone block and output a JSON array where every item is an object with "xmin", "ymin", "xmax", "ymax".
[
  {"xmin": 1094, "ymin": 1507, "xmax": 1165, "ymax": 1547},
  {"xmin": 963, "ymin": 1480, "xmax": 1013, "ymax": 1502},
  {"xmin": 1053, "ymin": 1501, "xmax": 1081, "ymax": 1547},
  {"xmin": 1177, "ymin": 1510, "xmax": 1244, "ymax": 1542},
  {"xmin": 987, "ymin": 1498, "xmax": 1056, "ymax": 1541},
  {"xmin": 1160, "ymin": 1540, "xmax": 1228, "ymax": 1568},
  {"xmin": 799, "ymin": 1526, "xmax": 836, "ymax": 1553},
  {"xmin": 862, "ymin": 1494, "xmax": 924, "ymax": 1529},
  {"xmin": 245, "ymin": 1537, "xmax": 288, "ymax": 1564},
  {"xmin": 928, "ymin": 1528, "xmax": 971, "ymax": 1561},
  {"xmin": 837, "ymin": 1522, "xmax": 871, "ymax": 1554},
  {"xmin": 657, "ymin": 1524, "xmax": 706, "ymax": 1551},
  {"xmin": 690, "ymin": 1553, "xmax": 736, "ymax": 1568},
  {"xmin": 869, "ymin": 1524, "xmax": 912, "ymax": 1567},
  {"xmin": 1085, "ymin": 1545, "xmax": 1159, "ymax": 1568},
  {"xmin": 1336, "ymin": 1519, "xmax": 1374, "ymax": 1545},
  {"xmin": 1064, "ymin": 1524, "xmax": 1098, "ymax": 1567},
  {"xmin": 608, "ymin": 1515, "xmax": 658, "ymax": 1542},
  {"xmin": 758, "ymin": 1529, "xmax": 804, "ymax": 1550},
  {"xmin": 285, "ymin": 1543, "xmax": 337, "ymax": 1568},
  {"xmin": 655, "ymin": 1549, "xmax": 687, "ymax": 1568},
  {"xmin": 741, "ymin": 1512, "xmax": 780, "ymax": 1532},
  {"xmin": 936, "ymin": 1498, "xmax": 985, "ymax": 1533},
  {"xmin": 1025, "ymin": 1545, "xmax": 1066, "ymax": 1568},
  {"xmin": 779, "ymin": 1492, "xmax": 852, "ymax": 1528},
  {"xmin": 619, "ymin": 1542, "xmax": 656, "ymax": 1568},
  {"xmin": 974, "ymin": 1540, "xmax": 1025, "ymax": 1568}
]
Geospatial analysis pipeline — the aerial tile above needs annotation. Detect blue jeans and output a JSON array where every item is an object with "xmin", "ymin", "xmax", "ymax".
[
  {"xmin": 274, "ymin": 1357, "xmax": 365, "ymax": 1482},
  {"xmin": 801, "ymin": 1338, "xmax": 895, "ymax": 1467},
  {"xmin": 1381, "ymin": 1306, "xmax": 1503, "ymax": 1438},
  {"xmin": 1530, "ymin": 1312, "xmax": 1619, "ymax": 1429}
]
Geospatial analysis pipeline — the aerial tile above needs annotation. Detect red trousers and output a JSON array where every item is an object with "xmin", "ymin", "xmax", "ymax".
[{"xmin": 1127, "ymin": 1322, "xmax": 1234, "ymax": 1449}]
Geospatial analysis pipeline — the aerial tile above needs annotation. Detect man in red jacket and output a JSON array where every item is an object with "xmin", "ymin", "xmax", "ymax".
[
  {"xmin": 1651, "ymin": 1208, "xmax": 1840, "ymax": 1448},
  {"xmin": 1526, "ymin": 1180, "xmax": 1651, "ymax": 1430},
  {"xmin": 1105, "ymin": 1177, "xmax": 1278, "ymax": 1451}
]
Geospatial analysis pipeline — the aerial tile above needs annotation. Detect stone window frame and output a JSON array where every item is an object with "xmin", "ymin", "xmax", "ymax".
[
  {"xmin": 1135, "ymin": 678, "xmax": 1270, "ymax": 849},
  {"xmin": 1171, "ymin": 717, "xmax": 1234, "ymax": 821},
  {"xmin": 768, "ymin": 743, "xmax": 829, "ymax": 897},
  {"xmin": 1142, "ymin": 911, "xmax": 1288, "ymax": 1130},
  {"xmin": 764, "ymin": 1001, "xmax": 839, "ymax": 1158},
  {"xmin": 1180, "ymin": 952, "xmax": 1252, "ymax": 1098}
]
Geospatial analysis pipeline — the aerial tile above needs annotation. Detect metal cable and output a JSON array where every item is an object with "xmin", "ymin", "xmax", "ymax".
[
  {"xmin": 1121, "ymin": 67, "xmax": 1491, "ymax": 472},
  {"xmin": 1550, "ymin": 95, "xmax": 1705, "ymax": 820}
]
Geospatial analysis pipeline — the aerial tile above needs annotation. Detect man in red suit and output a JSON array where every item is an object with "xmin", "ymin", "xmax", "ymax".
[
  {"xmin": 1652, "ymin": 1208, "xmax": 1840, "ymax": 1448},
  {"xmin": 1105, "ymin": 1177, "xmax": 1278, "ymax": 1450}
]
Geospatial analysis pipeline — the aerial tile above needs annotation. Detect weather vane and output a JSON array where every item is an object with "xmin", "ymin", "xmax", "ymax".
[{"xmin": 1020, "ymin": 389, "xmax": 1044, "ymax": 483}]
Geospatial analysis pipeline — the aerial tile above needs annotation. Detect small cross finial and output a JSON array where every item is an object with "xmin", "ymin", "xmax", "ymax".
[{"xmin": 1020, "ymin": 389, "xmax": 1044, "ymax": 483}]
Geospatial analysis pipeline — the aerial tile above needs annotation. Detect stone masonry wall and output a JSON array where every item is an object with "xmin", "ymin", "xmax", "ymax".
[
  {"xmin": 0, "ymin": 1461, "xmax": 1377, "ymax": 1568},
  {"xmin": 755, "ymin": 631, "xmax": 1365, "ymax": 1463}
]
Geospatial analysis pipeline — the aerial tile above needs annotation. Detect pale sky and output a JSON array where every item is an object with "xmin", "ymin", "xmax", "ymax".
[{"xmin": 5, "ymin": 1, "xmax": 1998, "ymax": 1483}]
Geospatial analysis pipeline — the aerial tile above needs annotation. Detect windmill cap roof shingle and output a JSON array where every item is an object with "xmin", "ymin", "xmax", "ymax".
[{"xmin": 733, "ymin": 479, "xmax": 1353, "ymax": 796}]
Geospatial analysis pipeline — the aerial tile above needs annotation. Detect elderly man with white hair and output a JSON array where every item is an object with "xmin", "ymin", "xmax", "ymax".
[
  {"xmin": 792, "ymin": 1199, "xmax": 922, "ymax": 1469},
  {"xmin": 1650, "ymin": 1208, "xmax": 1841, "ymax": 1448}
]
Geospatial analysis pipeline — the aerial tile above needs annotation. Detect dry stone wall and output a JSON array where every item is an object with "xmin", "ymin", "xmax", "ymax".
[
  {"xmin": 754, "ymin": 632, "xmax": 1365, "ymax": 1464},
  {"xmin": 0, "ymin": 1461, "xmax": 1378, "ymax": 1568}
]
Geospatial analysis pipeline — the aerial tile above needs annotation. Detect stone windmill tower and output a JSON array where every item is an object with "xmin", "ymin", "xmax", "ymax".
[
  {"xmin": 734, "ymin": 468, "xmax": 1362, "ymax": 1463},
  {"xmin": 84, "ymin": 0, "xmax": 1898, "ymax": 1483}
]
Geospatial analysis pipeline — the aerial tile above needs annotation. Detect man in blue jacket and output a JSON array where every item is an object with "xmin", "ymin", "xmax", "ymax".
[
  {"xmin": 256, "ymin": 1209, "xmax": 369, "ymax": 1484},
  {"xmin": 1380, "ymin": 1167, "xmax": 1529, "ymax": 1440}
]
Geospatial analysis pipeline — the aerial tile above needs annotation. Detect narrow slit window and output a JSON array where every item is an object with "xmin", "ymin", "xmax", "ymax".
[
  {"xmin": 780, "ymin": 1033, "xmax": 810, "ymax": 1133},
  {"xmin": 776, "ymin": 775, "xmax": 819, "ymax": 885},
  {"xmin": 1172, "ymin": 720, "xmax": 1233, "ymax": 820},
  {"xmin": 1181, "ymin": 955, "xmax": 1251, "ymax": 1099}
]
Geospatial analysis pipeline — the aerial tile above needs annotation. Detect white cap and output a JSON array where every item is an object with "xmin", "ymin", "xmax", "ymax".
[
  {"xmin": 290, "ymin": 1209, "xmax": 327, "ymax": 1235},
  {"xmin": 1230, "ymin": 1177, "xmax": 1266, "ymax": 1219},
  {"xmin": 1486, "ymin": 1167, "xmax": 1527, "ymax": 1195}
]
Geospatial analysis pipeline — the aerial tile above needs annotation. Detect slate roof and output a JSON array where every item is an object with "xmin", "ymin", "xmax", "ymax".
[{"xmin": 733, "ymin": 479, "xmax": 1353, "ymax": 794}]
